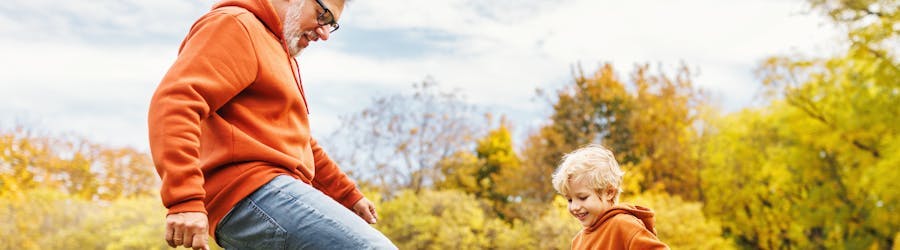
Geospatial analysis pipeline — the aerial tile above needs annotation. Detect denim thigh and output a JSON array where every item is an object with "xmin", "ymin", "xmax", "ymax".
[
  {"xmin": 216, "ymin": 175, "xmax": 396, "ymax": 250},
  {"xmin": 215, "ymin": 196, "xmax": 287, "ymax": 250}
]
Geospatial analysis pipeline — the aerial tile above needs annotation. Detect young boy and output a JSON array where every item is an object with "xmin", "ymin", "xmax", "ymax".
[{"xmin": 552, "ymin": 145, "xmax": 669, "ymax": 250}]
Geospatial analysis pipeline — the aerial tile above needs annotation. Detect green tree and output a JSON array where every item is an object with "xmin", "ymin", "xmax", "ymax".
[
  {"xmin": 701, "ymin": 101, "xmax": 898, "ymax": 249},
  {"xmin": 700, "ymin": 0, "xmax": 900, "ymax": 248}
]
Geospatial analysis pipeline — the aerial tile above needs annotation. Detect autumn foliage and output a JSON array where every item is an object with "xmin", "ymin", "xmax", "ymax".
[{"xmin": 1, "ymin": 0, "xmax": 897, "ymax": 249}]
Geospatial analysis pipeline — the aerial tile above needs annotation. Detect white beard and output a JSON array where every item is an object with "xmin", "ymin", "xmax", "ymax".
[{"xmin": 282, "ymin": 0, "xmax": 311, "ymax": 57}]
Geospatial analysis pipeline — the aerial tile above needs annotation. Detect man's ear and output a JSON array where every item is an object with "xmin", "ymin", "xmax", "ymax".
[{"xmin": 600, "ymin": 187, "xmax": 617, "ymax": 202}]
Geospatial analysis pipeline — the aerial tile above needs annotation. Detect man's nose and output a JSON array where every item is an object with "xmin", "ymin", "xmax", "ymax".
[{"xmin": 315, "ymin": 26, "xmax": 330, "ymax": 41}]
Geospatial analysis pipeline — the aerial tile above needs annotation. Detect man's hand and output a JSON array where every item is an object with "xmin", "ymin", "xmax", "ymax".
[
  {"xmin": 351, "ymin": 197, "xmax": 378, "ymax": 224},
  {"xmin": 165, "ymin": 212, "xmax": 210, "ymax": 250}
]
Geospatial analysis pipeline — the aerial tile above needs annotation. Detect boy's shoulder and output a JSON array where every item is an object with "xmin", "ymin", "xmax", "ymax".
[
  {"xmin": 607, "ymin": 212, "xmax": 646, "ymax": 229},
  {"xmin": 600, "ymin": 204, "xmax": 656, "ymax": 233}
]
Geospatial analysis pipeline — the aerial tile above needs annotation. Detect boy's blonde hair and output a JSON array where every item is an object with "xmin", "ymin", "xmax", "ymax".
[{"xmin": 551, "ymin": 144, "xmax": 625, "ymax": 198}]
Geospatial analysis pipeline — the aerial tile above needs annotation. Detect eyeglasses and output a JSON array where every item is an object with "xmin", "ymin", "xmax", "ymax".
[{"xmin": 314, "ymin": 0, "xmax": 339, "ymax": 33}]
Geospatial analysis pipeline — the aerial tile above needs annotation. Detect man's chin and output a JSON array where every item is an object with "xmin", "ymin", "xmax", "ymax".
[{"xmin": 288, "ymin": 39, "xmax": 309, "ymax": 57}]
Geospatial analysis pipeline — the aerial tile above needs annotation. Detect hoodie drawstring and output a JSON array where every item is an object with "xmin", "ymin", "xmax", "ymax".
[{"xmin": 282, "ymin": 41, "xmax": 310, "ymax": 114}]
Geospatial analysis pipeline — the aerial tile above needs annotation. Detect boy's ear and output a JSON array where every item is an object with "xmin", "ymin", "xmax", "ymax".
[{"xmin": 600, "ymin": 187, "xmax": 617, "ymax": 202}]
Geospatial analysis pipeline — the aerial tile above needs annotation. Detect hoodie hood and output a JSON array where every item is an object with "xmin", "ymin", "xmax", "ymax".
[
  {"xmin": 214, "ymin": 0, "xmax": 284, "ymax": 40},
  {"xmin": 586, "ymin": 204, "xmax": 658, "ymax": 234}
]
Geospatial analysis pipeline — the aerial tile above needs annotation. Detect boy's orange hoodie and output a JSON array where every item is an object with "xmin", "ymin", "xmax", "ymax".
[
  {"xmin": 571, "ymin": 204, "xmax": 670, "ymax": 250},
  {"xmin": 148, "ymin": 0, "xmax": 362, "ymax": 237}
]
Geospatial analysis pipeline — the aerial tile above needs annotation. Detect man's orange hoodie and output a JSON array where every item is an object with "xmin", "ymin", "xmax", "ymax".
[
  {"xmin": 148, "ymin": 0, "xmax": 362, "ymax": 237},
  {"xmin": 571, "ymin": 204, "xmax": 669, "ymax": 250}
]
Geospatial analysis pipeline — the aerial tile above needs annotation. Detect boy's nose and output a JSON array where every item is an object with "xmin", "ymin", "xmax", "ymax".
[{"xmin": 569, "ymin": 203, "xmax": 580, "ymax": 211}]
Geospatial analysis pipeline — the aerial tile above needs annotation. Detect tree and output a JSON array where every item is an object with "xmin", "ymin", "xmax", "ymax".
[
  {"xmin": 0, "ymin": 187, "xmax": 223, "ymax": 250},
  {"xmin": 701, "ymin": 105, "xmax": 899, "ymax": 249},
  {"xmin": 517, "ymin": 63, "xmax": 707, "ymax": 202},
  {"xmin": 701, "ymin": 0, "xmax": 900, "ymax": 247},
  {"xmin": 328, "ymin": 79, "xmax": 484, "ymax": 193},
  {"xmin": 625, "ymin": 64, "xmax": 706, "ymax": 199},
  {"xmin": 95, "ymin": 147, "xmax": 158, "ymax": 200},
  {"xmin": 374, "ymin": 189, "xmax": 534, "ymax": 250},
  {"xmin": 702, "ymin": 2, "xmax": 899, "ymax": 243},
  {"xmin": 0, "ymin": 125, "xmax": 208, "ymax": 249},
  {"xmin": 517, "ymin": 64, "xmax": 634, "ymax": 203},
  {"xmin": 0, "ymin": 126, "xmax": 158, "ymax": 200},
  {"xmin": 0, "ymin": 127, "xmax": 42, "ymax": 197},
  {"xmin": 437, "ymin": 119, "xmax": 523, "ymax": 219},
  {"xmin": 528, "ymin": 196, "xmax": 583, "ymax": 250},
  {"xmin": 627, "ymin": 192, "xmax": 736, "ymax": 250},
  {"xmin": 435, "ymin": 151, "xmax": 480, "ymax": 195},
  {"xmin": 473, "ymin": 121, "xmax": 519, "ymax": 201}
]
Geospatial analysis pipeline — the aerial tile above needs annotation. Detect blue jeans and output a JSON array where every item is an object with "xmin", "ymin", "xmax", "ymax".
[{"xmin": 215, "ymin": 175, "xmax": 397, "ymax": 249}]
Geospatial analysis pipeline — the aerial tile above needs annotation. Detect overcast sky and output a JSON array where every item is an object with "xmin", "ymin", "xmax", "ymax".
[{"xmin": 0, "ymin": 0, "xmax": 842, "ymax": 151}]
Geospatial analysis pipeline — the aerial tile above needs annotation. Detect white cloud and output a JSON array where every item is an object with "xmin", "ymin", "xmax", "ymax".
[
  {"xmin": 0, "ymin": 39, "xmax": 176, "ymax": 149},
  {"xmin": 0, "ymin": 0, "xmax": 843, "ymax": 150},
  {"xmin": 1, "ymin": 0, "xmax": 210, "ymax": 43},
  {"xmin": 303, "ymin": 0, "xmax": 841, "ymax": 132}
]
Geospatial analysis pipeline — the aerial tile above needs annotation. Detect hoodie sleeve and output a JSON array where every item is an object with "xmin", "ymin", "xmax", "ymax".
[
  {"xmin": 148, "ymin": 11, "xmax": 258, "ymax": 215},
  {"xmin": 309, "ymin": 138, "xmax": 364, "ymax": 208}
]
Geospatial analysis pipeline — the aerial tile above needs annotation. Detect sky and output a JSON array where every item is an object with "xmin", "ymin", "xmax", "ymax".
[{"xmin": 0, "ymin": 0, "xmax": 842, "ymax": 151}]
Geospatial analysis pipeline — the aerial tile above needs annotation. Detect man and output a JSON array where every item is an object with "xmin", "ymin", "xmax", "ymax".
[{"xmin": 148, "ymin": 0, "xmax": 396, "ymax": 249}]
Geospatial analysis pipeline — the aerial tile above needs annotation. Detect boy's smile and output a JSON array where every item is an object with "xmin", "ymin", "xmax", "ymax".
[{"xmin": 573, "ymin": 211, "xmax": 589, "ymax": 221}]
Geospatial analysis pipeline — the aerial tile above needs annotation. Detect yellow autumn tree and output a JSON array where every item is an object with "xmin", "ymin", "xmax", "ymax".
[{"xmin": 374, "ymin": 189, "xmax": 534, "ymax": 250}]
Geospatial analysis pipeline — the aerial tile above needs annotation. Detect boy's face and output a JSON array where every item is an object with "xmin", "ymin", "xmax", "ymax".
[{"xmin": 566, "ymin": 179, "xmax": 613, "ymax": 228}]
